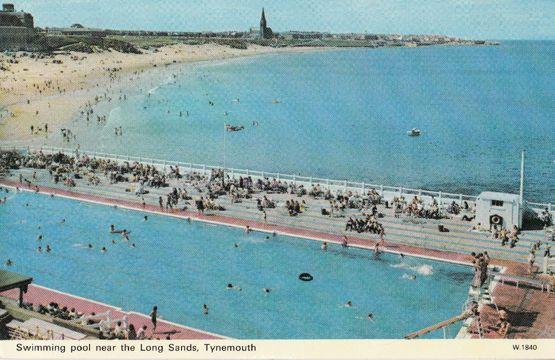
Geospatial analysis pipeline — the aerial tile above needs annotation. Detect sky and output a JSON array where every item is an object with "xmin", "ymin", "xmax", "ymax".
[{"xmin": 13, "ymin": 0, "xmax": 555, "ymax": 40}]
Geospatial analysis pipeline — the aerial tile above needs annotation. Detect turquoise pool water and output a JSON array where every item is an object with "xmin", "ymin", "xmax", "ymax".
[{"xmin": 0, "ymin": 191, "xmax": 473, "ymax": 338}]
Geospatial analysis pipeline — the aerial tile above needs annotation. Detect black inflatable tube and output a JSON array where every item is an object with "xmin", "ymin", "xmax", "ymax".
[{"xmin": 298, "ymin": 273, "xmax": 313, "ymax": 281}]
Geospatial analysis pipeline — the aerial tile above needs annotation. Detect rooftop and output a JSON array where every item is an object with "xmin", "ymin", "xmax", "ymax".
[{"xmin": 0, "ymin": 269, "xmax": 33, "ymax": 293}]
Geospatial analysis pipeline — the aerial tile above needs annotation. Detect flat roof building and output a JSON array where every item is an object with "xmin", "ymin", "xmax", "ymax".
[{"xmin": 0, "ymin": 3, "xmax": 37, "ymax": 50}]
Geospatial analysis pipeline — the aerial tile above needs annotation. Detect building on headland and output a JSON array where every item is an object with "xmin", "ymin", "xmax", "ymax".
[
  {"xmin": 0, "ymin": 3, "xmax": 37, "ymax": 50},
  {"xmin": 259, "ymin": 8, "xmax": 273, "ymax": 39}
]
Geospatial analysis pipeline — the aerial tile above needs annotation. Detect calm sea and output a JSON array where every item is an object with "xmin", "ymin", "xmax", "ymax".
[{"xmin": 63, "ymin": 41, "xmax": 554, "ymax": 202}]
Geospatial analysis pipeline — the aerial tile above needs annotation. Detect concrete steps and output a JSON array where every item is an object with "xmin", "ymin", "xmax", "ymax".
[{"xmin": 6, "ymin": 168, "xmax": 543, "ymax": 264}]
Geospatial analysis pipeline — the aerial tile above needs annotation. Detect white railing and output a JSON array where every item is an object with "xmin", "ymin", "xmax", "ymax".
[{"xmin": 1, "ymin": 144, "xmax": 553, "ymax": 214}]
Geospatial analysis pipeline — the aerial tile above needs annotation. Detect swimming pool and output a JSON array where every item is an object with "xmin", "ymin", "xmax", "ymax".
[{"xmin": 0, "ymin": 191, "xmax": 473, "ymax": 338}]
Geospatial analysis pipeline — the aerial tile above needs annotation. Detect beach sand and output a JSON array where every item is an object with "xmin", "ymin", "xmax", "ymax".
[{"xmin": 0, "ymin": 43, "xmax": 323, "ymax": 142}]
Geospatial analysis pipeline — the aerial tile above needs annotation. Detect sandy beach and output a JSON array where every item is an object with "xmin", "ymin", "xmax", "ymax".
[{"xmin": 0, "ymin": 44, "xmax": 323, "ymax": 142}]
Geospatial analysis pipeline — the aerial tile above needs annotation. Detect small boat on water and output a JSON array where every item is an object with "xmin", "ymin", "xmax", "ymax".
[
  {"xmin": 407, "ymin": 128, "xmax": 421, "ymax": 137},
  {"xmin": 225, "ymin": 124, "xmax": 245, "ymax": 132}
]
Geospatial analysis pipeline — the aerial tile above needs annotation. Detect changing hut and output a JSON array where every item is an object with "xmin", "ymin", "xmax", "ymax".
[{"xmin": 475, "ymin": 192, "xmax": 523, "ymax": 230}]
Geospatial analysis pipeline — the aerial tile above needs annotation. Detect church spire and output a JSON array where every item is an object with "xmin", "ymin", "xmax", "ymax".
[{"xmin": 260, "ymin": 8, "xmax": 267, "ymax": 27}]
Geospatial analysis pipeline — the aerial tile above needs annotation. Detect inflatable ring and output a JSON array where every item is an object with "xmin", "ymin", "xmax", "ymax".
[
  {"xmin": 491, "ymin": 215, "xmax": 502, "ymax": 225},
  {"xmin": 298, "ymin": 273, "xmax": 313, "ymax": 281}
]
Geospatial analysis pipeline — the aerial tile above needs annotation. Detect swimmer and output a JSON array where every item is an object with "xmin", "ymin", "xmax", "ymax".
[
  {"xmin": 234, "ymin": 243, "xmax": 239, "ymax": 248},
  {"xmin": 202, "ymin": 304, "xmax": 209, "ymax": 315},
  {"xmin": 5, "ymin": 259, "xmax": 13, "ymax": 266},
  {"xmin": 321, "ymin": 242, "xmax": 328, "ymax": 251},
  {"xmin": 46, "ymin": 245, "xmax": 51, "ymax": 253},
  {"xmin": 342, "ymin": 235, "xmax": 348, "ymax": 248},
  {"xmin": 226, "ymin": 283, "xmax": 234, "ymax": 290},
  {"xmin": 101, "ymin": 247, "xmax": 107, "ymax": 253},
  {"xmin": 263, "ymin": 288, "xmax": 271, "ymax": 294},
  {"xmin": 144, "ymin": 215, "xmax": 148, "ymax": 221},
  {"xmin": 37, "ymin": 246, "xmax": 42, "ymax": 253},
  {"xmin": 37, "ymin": 235, "xmax": 43, "ymax": 241},
  {"xmin": 345, "ymin": 301, "xmax": 353, "ymax": 307},
  {"xmin": 60, "ymin": 219, "xmax": 65, "ymax": 224},
  {"xmin": 111, "ymin": 239, "xmax": 116, "ymax": 244},
  {"xmin": 367, "ymin": 313, "xmax": 374, "ymax": 321},
  {"xmin": 130, "ymin": 243, "xmax": 136, "ymax": 248},
  {"xmin": 399, "ymin": 253, "xmax": 405, "ymax": 259},
  {"xmin": 88, "ymin": 243, "xmax": 93, "ymax": 249},
  {"xmin": 187, "ymin": 217, "xmax": 192, "ymax": 223},
  {"xmin": 265, "ymin": 236, "xmax": 270, "ymax": 240},
  {"xmin": 245, "ymin": 226, "xmax": 251, "ymax": 234}
]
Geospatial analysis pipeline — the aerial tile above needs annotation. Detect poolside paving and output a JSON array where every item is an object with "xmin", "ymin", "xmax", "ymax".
[
  {"xmin": 1, "ymin": 169, "xmax": 554, "ymax": 339},
  {"xmin": 1, "ymin": 285, "xmax": 222, "ymax": 339}
]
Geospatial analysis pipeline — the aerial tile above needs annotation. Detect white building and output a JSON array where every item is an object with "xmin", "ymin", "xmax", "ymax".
[{"xmin": 475, "ymin": 192, "xmax": 523, "ymax": 230}]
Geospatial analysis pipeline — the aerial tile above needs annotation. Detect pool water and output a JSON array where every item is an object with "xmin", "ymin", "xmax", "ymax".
[{"xmin": 0, "ymin": 191, "xmax": 473, "ymax": 338}]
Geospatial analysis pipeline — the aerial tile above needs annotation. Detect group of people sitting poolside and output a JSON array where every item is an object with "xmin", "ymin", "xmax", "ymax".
[
  {"xmin": 393, "ymin": 196, "xmax": 443, "ymax": 219},
  {"xmin": 492, "ymin": 224, "xmax": 520, "ymax": 248},
  {"xmin": 345, "ymin": 214, "xmax": 385, "ymax": 235},
  {"xmin": 18, "ymin": 299, "xmax": 161, "ymax": 340}
]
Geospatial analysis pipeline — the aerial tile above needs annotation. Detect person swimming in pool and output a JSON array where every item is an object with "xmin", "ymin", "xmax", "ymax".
[
  {"xmin": 101, "ymin": 247, "xmax": 107, "ymax": 253},
  {"xmin": 203, "ymin": 304, "xmax": 209, "ymax": 315},
  {"xmin": 144, "ymin": 215, "xmax": 148, "ymax": 221},
  {"xmin": 263, "ymin": 288, "xmax": 271, "ymax": 294},
  {"xmin": 321, "ymin": 242, "xmax": 328, "ymax": 251},
  {"xmin": 45, "ymin": 245, "xmax": 51, "ymax": 253},
  {"xmin": 234, "ymin": 243, "xmax": 239, "ymax": 248},
  {"xmin": 130, "ymin": 243, "xmax": 136, "ymax": 248},
  {"xmin": 5, "ymin": 259, "xmax": 13, "ymax": 266},
  {"xmin": 88, "ymin": 243, "xmax": 93, "ymax": 249},
  {"xmin": 37, "ymin": 246, "xmax": 42, "ymax": 253},
  {"xmin": 37, "ymin": 235, "xmax": 43, "ymax": 241},
  {"xmin": 342, "ymin": 235, "xmax": 348, "ymax": 248},
  {"xmin": 112, "ymin": 239, "xmax": 117, "ymax": 244},
  {"xmin": 60, "ymin": 219, "xmax": 65, "ymax": 224},
  {"xmin": 345, "ymin": 301, "xmax": 353, "ymax": 307},
  {"xmin": 121, "ymin": 230, "xmax": 130, "ymax": 241},
  {"xmin": 245, "ymin": 226, "xmax": 251, "ymax": 234},
  {"xmin": 227, "ymin": 283, "xmax": 241, "ymax": 291},
  {"xmin": 367, "ymin": 313, "xmax": 374, "ymax": 321}
]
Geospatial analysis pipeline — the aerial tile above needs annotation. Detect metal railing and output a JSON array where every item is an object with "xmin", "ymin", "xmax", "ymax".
[{"xmin": 1, "ymin": 144, "xmax": 553, "ymax": 214}]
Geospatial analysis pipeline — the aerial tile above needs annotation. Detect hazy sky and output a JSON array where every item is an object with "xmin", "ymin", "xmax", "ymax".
[{"xmin": 14, "ymin": 0, "xmax": 555, "ymax": 40}]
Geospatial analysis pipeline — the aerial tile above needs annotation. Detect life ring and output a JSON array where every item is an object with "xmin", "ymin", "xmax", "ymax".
[
  {"xmin": 299, "ymin": 273, "xmax": 313, "ymax": 281},
  {"xmin": 491, "ymin": 215, "xmax": 502, "ymax": 225}
]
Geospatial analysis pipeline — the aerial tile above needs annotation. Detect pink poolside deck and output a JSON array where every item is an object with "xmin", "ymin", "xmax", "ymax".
[{"xmin": 0, "ymin": 285, "xmax": 221, "ymax": 339}]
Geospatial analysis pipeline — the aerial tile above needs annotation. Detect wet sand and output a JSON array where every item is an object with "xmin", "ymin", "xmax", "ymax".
[{"xmin": 0, "ymin": 43, "xmax": 325, "ymax": 142}]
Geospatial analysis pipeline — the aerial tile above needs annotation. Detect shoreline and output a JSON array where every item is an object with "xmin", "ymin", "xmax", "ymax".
[{"xmin": 0, "ymin": 44, "xmax": 330, "ymax": 142}]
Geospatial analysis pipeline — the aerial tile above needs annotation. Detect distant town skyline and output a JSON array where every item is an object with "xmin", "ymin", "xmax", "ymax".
[{"xmin": 13, "ymin": 0, "xmax": 555, "ymax": 40}]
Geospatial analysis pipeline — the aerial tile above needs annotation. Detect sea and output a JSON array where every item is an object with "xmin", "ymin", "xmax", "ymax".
[{"xmin": 53, "ymin": 40, "xmax": 554, "ymax": 202}]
